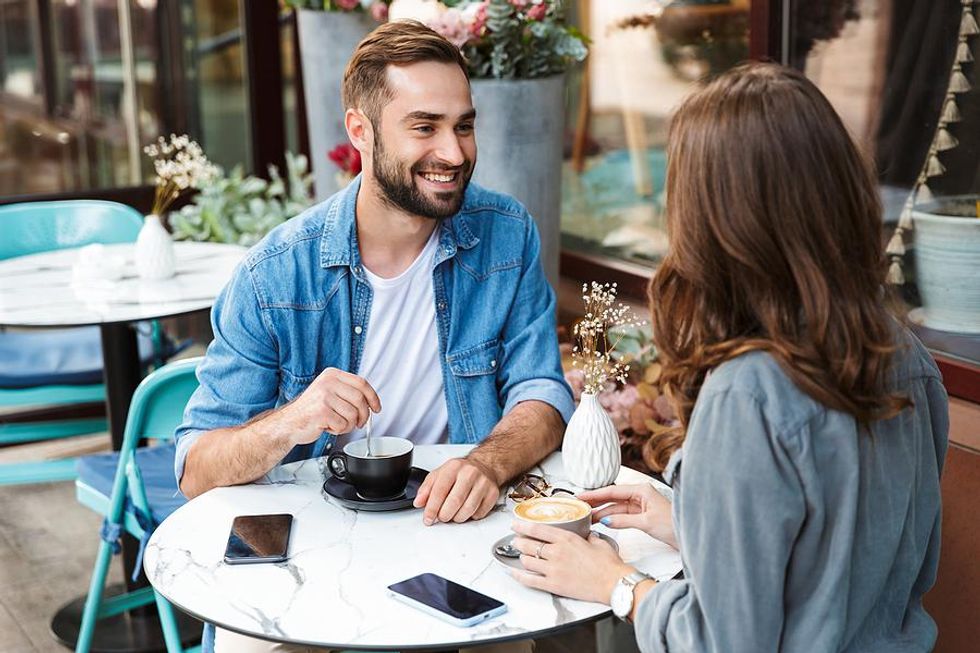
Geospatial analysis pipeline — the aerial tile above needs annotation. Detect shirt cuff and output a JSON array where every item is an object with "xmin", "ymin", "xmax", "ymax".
[
  {"xmin": 502, "ymin": 378, "xmax": 576, "ymax": 425},
  {"xmin": 633, "ymin": 578, "xmax": 690, "ymax": 653},
  {"xmin": 174, "ymin": 428, "xmax": 205, "ymax": 492}
]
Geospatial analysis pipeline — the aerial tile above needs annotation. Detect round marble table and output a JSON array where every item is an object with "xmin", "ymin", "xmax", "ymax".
[
  {"xmin": 0, "ymin": 241, "xmax": 246, "ymax": 650},
  {"xmin": 145, "ymin": 444, "xmax": 682, "ymax": 651}
]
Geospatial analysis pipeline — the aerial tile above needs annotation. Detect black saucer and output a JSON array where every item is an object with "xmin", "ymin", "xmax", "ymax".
[{"xmin": 322, "ymin": 466, "xmax": 428, "ymax": 512}]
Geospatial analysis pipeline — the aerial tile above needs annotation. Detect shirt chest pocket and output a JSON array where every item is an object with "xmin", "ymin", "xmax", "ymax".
[
  {"xmin": 447, "ymin": 339, "xmax": 502, "ymax": 442},
  {"xmin": 278, "ymin": 370, "xmax": 315, "ymax": 406}
]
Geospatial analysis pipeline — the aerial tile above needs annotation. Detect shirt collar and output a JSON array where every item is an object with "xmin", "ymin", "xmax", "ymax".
[{"xmin": 319, "ymin": 175, "xmax": 481, "ymax": 270}]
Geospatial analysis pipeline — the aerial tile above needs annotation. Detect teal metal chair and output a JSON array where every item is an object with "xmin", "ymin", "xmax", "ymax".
[
  {"xmin": 74, "ymin": 356, "xmax": 202, "ymax": 653},
  {"xmin": 0, "ymin": 200, "xmax": 160, "ymax": 485}
]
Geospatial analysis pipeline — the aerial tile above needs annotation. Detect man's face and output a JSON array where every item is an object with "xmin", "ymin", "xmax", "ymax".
[{"xmin": 368, "ymin": 61, "xmax": 476, "ymax": 220}]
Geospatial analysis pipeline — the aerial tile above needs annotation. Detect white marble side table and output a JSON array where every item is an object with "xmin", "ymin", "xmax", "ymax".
[
  {"xmin": 0, "ymin": 240, "xmax": 246, "ymax": 650},
  {"xmin": 145, "ymin": 444, "xmax": 682, "ymax": 651}
]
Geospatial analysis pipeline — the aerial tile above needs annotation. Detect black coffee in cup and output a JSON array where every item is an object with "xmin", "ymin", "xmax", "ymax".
[{"xmin": 327, "ymin": 436, "xmax": 414, "ymax": 500}]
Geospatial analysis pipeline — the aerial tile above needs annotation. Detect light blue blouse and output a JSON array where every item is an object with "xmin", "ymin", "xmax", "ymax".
[{"xmin": 635, "ymin": 330, "xmax": 948, "ymax": 653}]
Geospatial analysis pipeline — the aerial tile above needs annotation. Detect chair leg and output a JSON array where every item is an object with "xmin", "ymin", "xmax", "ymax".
[
  {"xmin": 153, "ymin": 589, "xmax": 194, "ymax": 653},
  {"xmin": 75, "ymin": 539, "xmax": 116, "ymax": 653}
]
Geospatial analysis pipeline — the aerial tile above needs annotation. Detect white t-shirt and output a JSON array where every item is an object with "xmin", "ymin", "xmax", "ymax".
[{"xmin": 335, "ymin": 230, "xmax": 449, "ymax": 449}]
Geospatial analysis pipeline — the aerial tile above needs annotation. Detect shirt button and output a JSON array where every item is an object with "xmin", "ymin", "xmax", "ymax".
[
  {"xmin": 438, "ymin": 302, "xmax": 447, "ymax": 311},
  {"xmin": 490, "ymin": 360, "xmax": 496, "ymax": 368},
  {"xmin": 354, "ymin": 325, "xmax": 363, "ymax": 335}
]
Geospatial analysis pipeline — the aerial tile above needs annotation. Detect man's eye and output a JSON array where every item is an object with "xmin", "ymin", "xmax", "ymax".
[
  {"xmin": 414, "ymin": 125, "xmax": 434, "ymax": 134},
  {"xmin": 456, "ymin": 123, "xmax": 474, "ymax": 134}
]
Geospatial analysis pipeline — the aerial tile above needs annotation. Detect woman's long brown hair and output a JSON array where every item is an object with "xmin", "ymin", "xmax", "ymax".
[{"xmin": 645, "ymin": 63, "xmax": 909, "ymax": 472}]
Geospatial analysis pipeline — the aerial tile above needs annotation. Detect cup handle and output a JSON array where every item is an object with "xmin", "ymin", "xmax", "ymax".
[{"xmin": 327, "ymin": 453, "xmax": 349, "ymax": 482}]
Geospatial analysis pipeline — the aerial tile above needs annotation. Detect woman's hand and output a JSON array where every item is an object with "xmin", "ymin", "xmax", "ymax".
[
  {"xmin": 509, "ymin": 521, "xmax": 635, "ymax": 604},
  {"xmin": 578, "ymin": 483, "xmax": 677, "ymax": 549}
]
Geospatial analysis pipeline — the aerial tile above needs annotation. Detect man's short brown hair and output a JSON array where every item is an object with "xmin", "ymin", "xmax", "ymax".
[{"xmin": 342, "ymin": 20, "xmax": 469, "ymax": 126}]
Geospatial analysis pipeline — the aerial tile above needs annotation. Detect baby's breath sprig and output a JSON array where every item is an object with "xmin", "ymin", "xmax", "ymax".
[
  {"xmin": 144, "ymin": 134, "xmax": 218, "ymax": 216},
  {"xmin": 571, "ymin": 281, "xmax": 645, "ymax": 395}
]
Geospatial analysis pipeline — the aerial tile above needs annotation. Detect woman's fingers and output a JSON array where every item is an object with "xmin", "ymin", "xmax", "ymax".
[
  {"xmin": 578, "ymin": 484, "xmax": 650, "ymax": 506},
  {"xmin": 596, "ymin": 512, "xmax": 649, "ymax": 532},
  {"xmin": 510, "ymin": 520, "xmax": 569, "ymax": 543},
  {"xmin": 591, "ymin": 503, "xmax": 631, "ymax": 522}
]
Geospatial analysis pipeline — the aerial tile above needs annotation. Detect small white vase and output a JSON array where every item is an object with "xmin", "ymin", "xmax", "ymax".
[
  {"xmin": 562, "ymin": 392, "xmax": 622, "ymax": 489},
  {"xmin": 135, "ymin": 214, "xmax": 176, "ymax": 281}
]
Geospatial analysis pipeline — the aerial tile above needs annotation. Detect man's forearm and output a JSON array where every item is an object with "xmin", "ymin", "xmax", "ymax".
[
  {"xmin": 180, "ymin": 408, "xmax": 298, "ymax": 499},
  {"xmin": 466, "ymin": 400, "xmax": 564, "ymax": 486}
]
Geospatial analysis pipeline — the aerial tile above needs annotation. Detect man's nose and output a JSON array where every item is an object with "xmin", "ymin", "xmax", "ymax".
[{"xmin": 433, "ymin": 132, "xmax": 466, "ymax": 167}]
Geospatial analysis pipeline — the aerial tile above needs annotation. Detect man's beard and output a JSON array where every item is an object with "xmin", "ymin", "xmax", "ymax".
[{"xmin": 372, "ymin": 135, "xmax": 473, "ymax": 220}]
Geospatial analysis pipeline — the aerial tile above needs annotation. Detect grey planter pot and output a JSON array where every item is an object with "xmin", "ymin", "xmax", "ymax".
[
  {"xmin": 297, "ymin": 9, "xmax": 377, "ymax": 202},
  {"xmin": 912, "ymin": 195, "xmax": 980, "ymax": 334},
  {"xmin": 471, "ymin": 75, "xmax": 565, "ymax": 290}
]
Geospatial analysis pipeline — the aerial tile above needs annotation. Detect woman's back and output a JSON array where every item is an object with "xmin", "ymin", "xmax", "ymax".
[{"xmin": 636, "ymin": 329, "xmax": 948, "ymax": 652}]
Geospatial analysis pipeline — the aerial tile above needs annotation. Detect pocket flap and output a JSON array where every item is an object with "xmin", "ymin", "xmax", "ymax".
[{"xmin": 447, "ymin": 339, "xmax": 500, "ymax": 377}]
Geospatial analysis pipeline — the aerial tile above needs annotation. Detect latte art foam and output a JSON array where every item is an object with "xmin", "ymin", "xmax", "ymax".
[{"xmin": 514, "ymin": 497, "xmax": 590, "ymax": 523}]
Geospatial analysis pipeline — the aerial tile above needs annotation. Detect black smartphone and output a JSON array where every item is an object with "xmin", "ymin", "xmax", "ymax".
[
  {"xmin": 387, "ymin": 573, "xmax": 507, "ymax": 627},
  {"xmin": 223, "ymin": 513, "xmax": 293, "ymax": 565}
]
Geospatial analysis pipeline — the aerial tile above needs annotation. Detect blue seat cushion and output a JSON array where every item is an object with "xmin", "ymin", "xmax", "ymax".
[
  {"xmin": 76, "ymin": 443, "xmax": 185, "ymax": 524},
  {"xmin": 0, "ymin": 325, "xmax": 167, "ymax": 388}
]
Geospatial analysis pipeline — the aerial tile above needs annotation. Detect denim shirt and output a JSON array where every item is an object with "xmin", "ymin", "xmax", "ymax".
[{"xmin": 174, "ymin": 177, "xmax": 575, "ymax": 483}]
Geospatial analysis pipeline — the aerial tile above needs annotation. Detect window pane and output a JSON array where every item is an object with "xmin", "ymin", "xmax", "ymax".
[
  {"xmin": 0, "ymin": 0, "xmax": 250, "ymax": 196},
  {"xmin": 561, "ymin": 0, "xmax": 752, "ymax": 268},
  {"xmin": 0, "ymin": 0, "xmax": 40, "ymax": 99},
  {"xmin": 796, "ymin": 0, "xmax": 980, "ymax": 367}
]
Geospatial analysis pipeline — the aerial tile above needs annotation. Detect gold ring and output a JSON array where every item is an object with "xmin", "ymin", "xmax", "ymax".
[{"xmin": 535, "ymin": 542, "xmax": 546, "ymax": 559}]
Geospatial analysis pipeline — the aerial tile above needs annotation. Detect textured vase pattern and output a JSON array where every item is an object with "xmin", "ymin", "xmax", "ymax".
[
  {"xmin": 912, "ymin": 196, "xmax": 980, "ymax": 334},
  {"xmin": 135, "ymin": 214, "xmax": 176, "ymax": 281},
  {"xmin": 562, "ymin": 393, "xmax": 622, "ymax": 489}
]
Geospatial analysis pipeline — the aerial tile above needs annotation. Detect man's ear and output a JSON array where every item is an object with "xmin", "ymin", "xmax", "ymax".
[{"xmin": 345, "ymin": 108, "xmax": 372, "ymax": 155}]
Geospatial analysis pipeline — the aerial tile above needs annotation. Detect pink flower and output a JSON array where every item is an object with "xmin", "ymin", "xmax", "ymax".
[
  {"xmin": 470, "ymin": 2, "xmax": 489, "ymax": 37},
  {"xmin": 335, "ymin": 0, "xmax": 360, "ymax": 10},
  {"xmin": 564, "ymin": 368, "xmax": 585, "ymax": 402},
  {"xmin": 527, "ymin": 2, "xmax": 547, "ymax": 21},
  {"xmin": 599, "ymin": 385, "xmax": 638, "ymax": 434},
  {"xmin": 369, "ymin": 2, "xmax": 388, "ymax": 22},
  {"xmin": 426, "ymin": 8, "xmax": 472, "ymax": 48},
  {"xmin": 509, "ymin": 0, "xmax": 529, "ymax": 8}
]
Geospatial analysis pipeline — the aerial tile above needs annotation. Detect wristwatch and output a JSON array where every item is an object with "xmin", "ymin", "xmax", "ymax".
[{"xmin": 611, "ymin": 570, "xmax": 652, "ymax": 622}]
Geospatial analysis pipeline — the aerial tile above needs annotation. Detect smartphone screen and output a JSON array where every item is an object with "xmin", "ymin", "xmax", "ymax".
[
  {"xmin": 224, "ymin": 513, "xmax": 293, "ymax": 564},
  {"xmin": 388, "ymin": 573, "xmax": 505, "ymax": 621}
]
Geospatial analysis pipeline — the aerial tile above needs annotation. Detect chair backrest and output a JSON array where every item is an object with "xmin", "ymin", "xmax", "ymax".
[
  {"xmin": 121, "ymin": 357, "xmax": 201, "ymax": 449},
  {"xmin": 0, "ymin": 199, "xmax": 143, "ymax": 261}
]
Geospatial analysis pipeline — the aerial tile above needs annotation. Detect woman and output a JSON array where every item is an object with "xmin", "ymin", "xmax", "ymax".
[{"xmin": 511, "ymin": 63, "xmax": 948, "ymax": 653}]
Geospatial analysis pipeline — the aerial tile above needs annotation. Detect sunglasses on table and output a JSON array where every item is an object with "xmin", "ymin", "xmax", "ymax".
[{"xmin": 507, "ymin": 473, "xmax": 575, "ymax": 502}]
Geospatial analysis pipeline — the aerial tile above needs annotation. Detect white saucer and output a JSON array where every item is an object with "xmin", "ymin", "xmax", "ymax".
[{"xmin": 491, "ymin": 531, "xmax": 620, "ymax": 573}]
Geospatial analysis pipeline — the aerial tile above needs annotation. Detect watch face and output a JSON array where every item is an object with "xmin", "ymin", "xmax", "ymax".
[{"xmin": 611, "ymin": 581, "xmax": 632, "ymax": 619}]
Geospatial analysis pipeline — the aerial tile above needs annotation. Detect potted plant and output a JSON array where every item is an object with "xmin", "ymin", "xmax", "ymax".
[
  {"xmin": 169, "ymin": 152, "xmax": 314, "ymax": 246},
  {"xmin": 910, "ymin": 196, "xmax": 980, "ymax": 334},
  {"xmin": 284, "ymin": 0, "xmax": 391, "ymax": 201},
  {"xmin": 424, "ymin": 0, "xmax": 588, "ymax": 289}
]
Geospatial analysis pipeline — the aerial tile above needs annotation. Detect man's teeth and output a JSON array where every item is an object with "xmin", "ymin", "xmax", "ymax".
[{"xmin": 422, "ymin": 172, "xmax": 455, "ymax": 183}]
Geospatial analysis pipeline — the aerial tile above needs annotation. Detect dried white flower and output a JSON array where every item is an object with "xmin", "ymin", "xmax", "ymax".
[
  {"xmin": 145, "ymin": 133, "xmax": 217, "ymax": 216},
  {"xmin": 571, "ymin": 281, "xmax": 647, "ymax": 394}
]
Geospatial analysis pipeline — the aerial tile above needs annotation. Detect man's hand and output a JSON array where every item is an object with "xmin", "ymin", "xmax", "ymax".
[
  {"xmin": 282, "ymin": 368, "xmax": 381, "ymax": 445},
  {"xmin": 413, "ymin": 457, "xmax": 501, "ymax": 525}
]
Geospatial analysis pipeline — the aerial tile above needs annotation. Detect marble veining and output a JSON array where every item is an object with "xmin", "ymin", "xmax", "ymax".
[{"xmin": 145, "ymin": 444, "xmax": 682, "ymax": 649}]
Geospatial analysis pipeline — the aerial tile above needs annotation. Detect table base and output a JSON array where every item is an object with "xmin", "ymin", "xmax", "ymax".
[{"xmin": 51, "ymin": 584, "xmax": 202, "ymax": 653}]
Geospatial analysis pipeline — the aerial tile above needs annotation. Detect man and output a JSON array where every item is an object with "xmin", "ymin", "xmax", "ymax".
[{"xmin": 175, "ymin": 20, "xmax": 573, "ymax": 532}]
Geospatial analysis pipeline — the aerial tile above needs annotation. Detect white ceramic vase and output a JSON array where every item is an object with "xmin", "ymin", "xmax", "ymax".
[
  {"xmin": 135, "ymin": 214, "xmax": 176, "ymax": 281},
  {"xmin": 562, "ymin": 392, "xmax": 622, "ymax": 489}
]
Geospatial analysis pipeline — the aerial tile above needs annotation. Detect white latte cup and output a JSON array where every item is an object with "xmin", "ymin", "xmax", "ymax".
[{"xmin": 513, "ymin": 496, "xmax": 592, "ymax": 538}]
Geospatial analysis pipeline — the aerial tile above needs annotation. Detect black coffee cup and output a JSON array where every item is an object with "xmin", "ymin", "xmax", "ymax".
[{"xmin": 327, "ymin": 437, "xmax": 414, "ymax": 500}]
